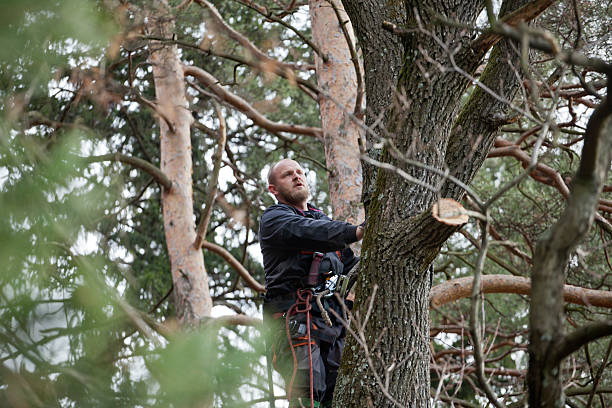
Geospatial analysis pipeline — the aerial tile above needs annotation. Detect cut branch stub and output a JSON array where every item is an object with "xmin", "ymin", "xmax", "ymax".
[{"xmin": 432, "ymin": 198, "xmax": 470, "ymax": 226}]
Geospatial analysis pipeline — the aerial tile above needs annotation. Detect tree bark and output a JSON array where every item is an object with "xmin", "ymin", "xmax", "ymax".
[
  {"xmin": 149, "ymin": 4, "xmax": 212, "ymax": 326},
  {"xmin": 309, "ymin": 0, "xmax": 364, "ymax": 227},
  {"xmin": 335, "ymin": 0, "xmax": 535, "ymax": 406}
]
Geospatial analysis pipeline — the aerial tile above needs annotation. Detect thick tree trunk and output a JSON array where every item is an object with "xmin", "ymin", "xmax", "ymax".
[
  {"xmin": 335, "ymin": 0, "xmax": 531, "ymax": 406},
  {"xmin": 149, "ymin": 6, "xmax": 212, "ymax": 326},
  {"xmin": 309, "ymin": 0, "xmax": 364, "ymax": 227}
]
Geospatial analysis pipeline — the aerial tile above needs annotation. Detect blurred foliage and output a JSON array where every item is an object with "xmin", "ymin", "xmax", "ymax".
[{"xmin": 0, "ymin": 0, "xmax": 314, "ymax": 406}]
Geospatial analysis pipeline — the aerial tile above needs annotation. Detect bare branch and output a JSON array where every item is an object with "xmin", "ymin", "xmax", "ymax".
[
  {"xmin": 430, "ymin": 275, "xmax": 612, "ymax": 309},
  {"xmin": 183, "ymin": 65, "xmax": 323, "ymax": 140},
  {"xmin": 194, "ymin": 102, "xmax": 227, "ymax": 249},
  {"xmin": 550, "ymin": 321, "xmax": 612, "ymax": 366},
  {"xmin": 201, "ymin": 241, "xmax": 265, "ymax": 293},
  {"xmin": 468, "ymin": 216, "xmax": 505, "ymax": 408},
  {"xmin": 83, "ymin": 153, "xmax": 172, "ymax": 190}
]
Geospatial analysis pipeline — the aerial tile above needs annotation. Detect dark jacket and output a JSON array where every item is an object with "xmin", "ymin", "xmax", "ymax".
[{"xmin": 259, "ymin": 203, "xmax": 359, "ymax": 309}]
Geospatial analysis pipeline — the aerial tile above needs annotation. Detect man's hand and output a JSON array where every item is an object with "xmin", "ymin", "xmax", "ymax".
[{"xmin": 356, "ymin": 225, "xmax": 364, "ymax": 240}]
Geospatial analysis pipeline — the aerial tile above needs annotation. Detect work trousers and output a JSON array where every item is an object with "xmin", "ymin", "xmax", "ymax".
[{"xmin": 268, "ymin": 314, "xmax": 345, "ymax": 406}]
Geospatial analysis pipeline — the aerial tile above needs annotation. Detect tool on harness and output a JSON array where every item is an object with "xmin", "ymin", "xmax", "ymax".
[
  {"xmin": 288, "ymin": 318, "xmax": 307, "ymax": 338},
  {"xmin": 307, "ymin": 252, "xmax": 324, "ymax": 287}
]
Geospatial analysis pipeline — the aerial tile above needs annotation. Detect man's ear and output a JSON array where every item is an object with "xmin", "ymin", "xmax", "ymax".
[{"xmin": 268, "ymin": 184, "xmax": 277, "ymax": 196}]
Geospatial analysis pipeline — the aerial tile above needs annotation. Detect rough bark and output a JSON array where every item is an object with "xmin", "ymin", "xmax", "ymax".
[
  {"xmin": 149, "ymin": 5, "xmax": 212, "ymax": 326},
  {"xmin": 335, "ymin": 0, "xmax": 535, "ymax": 406},
  {"xmin": 528, "ymin": 82, "xmax": 612, "ymax": 407},
  {"xmin": 309, "ymin": 0, "xmax": 364, "ymax": 227}
]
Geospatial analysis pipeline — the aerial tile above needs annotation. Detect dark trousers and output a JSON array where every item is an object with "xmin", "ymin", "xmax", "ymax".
[{"xmin": 269, "ymin": 315, "xmax": 345, "ymax": 405}]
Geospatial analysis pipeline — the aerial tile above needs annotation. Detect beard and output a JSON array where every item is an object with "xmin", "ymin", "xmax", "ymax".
[{"xmin": 277, "ymin": 184, "xmax": 309, "ymax": 206}]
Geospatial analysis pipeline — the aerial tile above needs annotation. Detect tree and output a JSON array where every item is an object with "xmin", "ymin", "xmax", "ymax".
[
  {"xmin": 2, "ymin": 0, "xmax": 612, "ymax": 407},
  {"xmin": 335, "ymin": 0, "xmax": 612, "ymax": 406}
]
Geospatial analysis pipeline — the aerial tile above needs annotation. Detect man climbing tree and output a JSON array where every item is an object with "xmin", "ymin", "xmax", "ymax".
[{"xmin": 260, "ymin": 159, "xmax": 363, "ymax": 407}]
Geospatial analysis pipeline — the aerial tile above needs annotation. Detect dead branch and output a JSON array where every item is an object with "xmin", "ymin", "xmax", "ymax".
[
  {"xmin": 430, "ymin": 275, "xmax": 612, "ymax": 309},
  {"xmin": 194, "ymin": 102, "xmax": 227, "ymax": 249},
  {"xmin": 183, "ymin": 65, "xmax": 323, "ymax": 139},
  {"xmin": 201, "ymin": 241, "xmax": 265, "ymax": 293},
  {"xmin": 83, "ymin": 153, "xmax": 172, "ymax": 190}
]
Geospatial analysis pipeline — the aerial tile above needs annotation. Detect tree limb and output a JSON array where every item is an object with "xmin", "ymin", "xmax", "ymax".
[
  {"xmin": 194, "ymin": 102, "xmax": 226, "ymax": 249},
  {"xmin": 201, "ymin": 241, "xmax": 265, "ymax": 293},
  {"xmin": 183, "ymin": 64, "xmax": 323, "ymax": 139},
  {"xmin": 430, "ymin": 275, "xmax": 612, "ymax": 308},
  {"xmin": 471, "ymin": 0, "xmax": 559, "ymax": 54},
  {"xmin": 82, "ymin": 153, "xmax": 172, "ymax": 190},
  {"xmin": 550, "ymin": 321, "xmax": 612, "ymax": 366}
]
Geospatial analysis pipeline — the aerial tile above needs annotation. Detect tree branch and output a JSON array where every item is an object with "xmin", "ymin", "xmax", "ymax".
[
  {"xmin": 82, "ymin": 153, "xmax": 172, "ymax": 190},
  {"xmin": 201, "ymin": 241, "xmax": 265, "ymax": 293},
  {"xmin": 483, "ymin": 23, "xmax": 612, "ymax": 73},
  {"xmin": 183, "ymin": 65, "xmax": 323, "ymax": 139},
  {"xmin": 471, "ymin": 0, "xmax": 559, "ymax": 54},
  {"xmin": 430, "ymin": 275, "xmax": 612, "ymax": 308},
  {"xmin": 142, "ymin": 35, "xmax": 320, "ymax": 96},
  {"xmin": 195, "ymin": 0, "xmax": 311, "ymax": 71},
  {"xmin": 233, "ymin": 0, "xmax": 327, "ymax": 61},
  {"xmin": 550, "ymin": 321, "xmax": 612, "ymax": 366},
  {"xmin": 194, "ymin": 102, "xmax": 227, "ymax": 249}
]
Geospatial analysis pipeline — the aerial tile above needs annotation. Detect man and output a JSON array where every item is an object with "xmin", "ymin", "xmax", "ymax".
[{"xmin": 260, "ymin": 159, "xmax": 363, "ymax": 408}]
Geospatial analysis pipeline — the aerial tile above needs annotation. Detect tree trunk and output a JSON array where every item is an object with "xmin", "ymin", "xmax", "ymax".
[
  {"xmin": 309, "ymin": 0, "xmax": 364, "ymax": 227},
  {"xmin": 335, "ymin": 0, "xmax": 531, "ymax": 406},
  {"xmin": 149, "ymin": 5, "xmax": 212, "ymax": 326}
]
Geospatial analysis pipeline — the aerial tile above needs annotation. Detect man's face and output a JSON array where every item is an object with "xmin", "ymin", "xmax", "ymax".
[{"xmin": 268, "ymin": 160, "xmax": 310, "ymax": 206}]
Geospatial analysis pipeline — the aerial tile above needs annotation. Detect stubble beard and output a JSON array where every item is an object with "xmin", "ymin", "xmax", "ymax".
[{"xmin": 279, "ymin": 185, "xmax": 309, "ymax": 207}]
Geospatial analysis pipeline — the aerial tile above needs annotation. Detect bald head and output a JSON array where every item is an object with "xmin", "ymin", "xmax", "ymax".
[
  {"xmin": 268, "ymin": 159, "xmax": 300, "ymax": 185},
  {"xmin": 267, "ymin": 159, "xmax": 309, "ymax": 210}
]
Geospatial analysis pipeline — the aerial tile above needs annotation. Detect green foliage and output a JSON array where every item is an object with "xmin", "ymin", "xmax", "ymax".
[{"xmin": 1, "ymin": 1, "xmax": 282, "ymax": 406}]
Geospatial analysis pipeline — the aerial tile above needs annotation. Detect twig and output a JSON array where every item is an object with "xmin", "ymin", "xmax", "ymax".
[
  {"xmin": 468, "ymin": 215, "xmax": 505, "ymax": 408},
  {"xmin": 585, "ymin": 339, "xmax": 612, "ymax": 407}
]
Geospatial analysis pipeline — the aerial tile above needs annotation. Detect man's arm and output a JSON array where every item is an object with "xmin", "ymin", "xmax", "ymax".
[{"xmin": 260, "ymin": 206, "xmax": 360, "ymax": 251}]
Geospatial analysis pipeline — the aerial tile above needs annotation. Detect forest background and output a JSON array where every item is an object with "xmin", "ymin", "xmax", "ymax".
[{"xmin": 1, "ymin": 0, "xmax": 612, "ymax": 407}]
